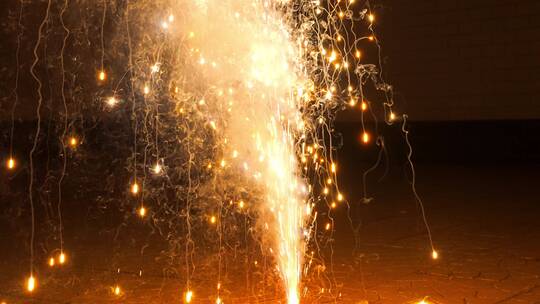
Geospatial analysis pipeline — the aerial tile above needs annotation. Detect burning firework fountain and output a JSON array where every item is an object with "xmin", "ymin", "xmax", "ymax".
[{"xmin": 1, "ymin": 0, "xmax": 437, "ymax": 302}]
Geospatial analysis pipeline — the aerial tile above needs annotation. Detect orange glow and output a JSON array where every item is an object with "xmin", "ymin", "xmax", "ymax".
[
  {"xmin": 48, "ymin": 257, "xmax": 55, "ymax": 267},
  {"xmin": 6, "ymin": 158, "xmax": 15, "ymax": 170},
  {"xmin": 26, "ymin": 275, "xmax": 36, "ymax": 292},
  {"xmin": 98, "ymin": 70, "xmax": 106, "ymax": 81},
  {"xmin": 361, "ymin": 101, "xmax": 368, "ymax": 111},
  {"xmin": 361, "ymin": 132, "xmax": 370, "ymax": 144},
  {"xmin": 432, "ymin": 250, "xmax": 439, "ymax": 260},
  {"xmin": 131, "ymin": 182, "xmax": 139, "ymax": 195},
  {"xmin": 69, "ymin": 136, "xmax": 78, "ymax": 148},
  {"xmin": 139, "ymin": 206, "xmax": 146, "ymax": 217},
  {"xmin": 58, "ymin": 252, "xmax": 66, "ymax": 264}
]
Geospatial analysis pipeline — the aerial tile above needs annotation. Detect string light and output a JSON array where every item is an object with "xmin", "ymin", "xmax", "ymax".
[
  {"xmin": 432, "ymin": 250, "xmax": 439, "ymax": 260},
  {"xmin": 113, "ymin": 285, "xmax": 121, "ymax": 296},
  {"xmin": 106, "ymin": 96, "xmax": 118, "ymax": 107},
  {"xmin": 48, "ymin": 257, "xmax": 55, "ymax": 267},
  {"xmin": 368, "ymin": 13, "xmax": 375, "ymax": 23},
  {"xmin": 361, "ymin": 101, "xmax": 368, "ymax": 111},
  {"xmin": 152, "ymin": 163, "xmax": 162, "ymax": 174}
]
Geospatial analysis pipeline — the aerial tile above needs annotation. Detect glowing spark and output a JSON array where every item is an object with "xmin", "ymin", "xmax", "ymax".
[
  {"xmin": 6, "ymin": 158, "xmax": 15, "ymax": 170},
  {"xmin": 98, "ymin": 70, "xmax": 106, "ymax": 81},
  {"xmin": 362, "ymin": 132, "xmax": 370, "ymax": 144},
  {"xmin": 139, "ymin": 206, "xmax": 146, "ymax": 217},
  {"xmin": 131, "ymin": 182, "xmax": 139, "ymax": 195},
  {"xmin": 68, "ymin": 136, "xmax": 78, "ymax": 148},
  {"xmin": 26, "ymin": 275, "xmax": 36, "ymax": 292},
  {"xmin": 58, "ymin": 252, "xmax": 66, "ymax": 264},
  {"xmin": 361, "ymin": 101, "xmax": 368, "ymax": 111},
  {"xmin": 152, "ymin": 163, "xmax": 162, "ymax": 174},
  {"xmin": 106, "ymin": 96, "xmax": 118, "ymax": 107},
  {"xmin": 185, "ymin": 290, "xmax": 193, "ymax": 303}
]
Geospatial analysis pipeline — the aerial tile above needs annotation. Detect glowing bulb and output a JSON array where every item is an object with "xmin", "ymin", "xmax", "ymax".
[
  {"xmin": 98, "ymin": 70, "xmax": 106, "ymax": 81},
  {"xmin": 389, "ymin": 112, "xmax": 396, "ymax": 121},
  {"xmin": 185, "ymin": 290, "xmax": 193, "ymax": 303},
  {"xmin": 368, "ymin": 35, "xmax": 375, "ymax": 41},
  {"xmin": 139, "ymin": 206, "xmax": 146, "ymax": 217},
  {"xmin": 325, "ymin": 223, "xmax": 331, "ymax": 230},
  {"xmin": 338, "ymin": 11, "xmax": 344, "ymax": 18},
  {"xmin": 355, "ymin": 50, "xmax": 361, "ymax": 58},
  {"xmin": 238, "ymin": 200, "xmax": 245, "ymax": 209},
  {"xmin": 26, "ymin": 275, "xmax": 36, "ymax": 292},
  {"xmin": 69, "ymin": 136, "xmax": 78, "ymax": 148},
  {"xmin": 368, "ymin": 13, "xmax": 375, "ymax": 23},
  {"xmin": 362, "ymin": 132, "xmax": 370, "ymax": 144},
  {"xmin": 349, "ymin": 98, "xmax": 357, "ymax": 107},
  {"xmin": 143, "ymin": 85, "xmax": 150, "ymax": 95},
  {"xmin": 432, "ymin": 250, "xmax": 439, "ymax": 260},
  {"xmin": 114, "ymin": 285, "xmax": 121, "ymax": 296},
  {"xmin": 216, "ymin": 297, "xmax": 222, "ymax": 304},
  {"xmin": 168, "ymin": 14, "xmax": 174, "ymax": 22},
  {"xmin": 337, "ymin": 193, "xmax": 343, "ymax": 201},
  {"xmin": 6, "ymin": 158, "xmax": 15, "ymax": 170},
  {"xmin": 328, "ymin": 51, "xmax": 336, "ymax": 63},
  {"xmin": 323, "ymin": 187, "xmax": 329, "ymax": 195},
  {"xmin": 330, "ymin": 163, "xmax": 336, "ymax": 173},
  {"xmin": 326, "ymin": 178, "xmax": 332, "ymax": 185},
  {"xmin": 131, "ymin": 182, "xmax": 139, "ymax": 195},
  {"xmin": 210, "ymin": 215, "xmax": 216, "ymax": 224},
  {"xmin": 151, "ymin": 63, "xmax": 160, "ymax": 73},
  {"xmin": 48, "ymin": 257, "xmax": 55, "ymax": 267},
  {"xmin": 58, "ymin": 252, "xmax": 66, "ymax": 264},
  {"xmin": 331, "ymin": 202, "xmax": 336, "ymax": 209}
]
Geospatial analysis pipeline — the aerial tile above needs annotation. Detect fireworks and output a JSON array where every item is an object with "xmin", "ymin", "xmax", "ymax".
[{"xmin": 2, "ymin": 0, "xmax": 438, "ymax": 302}]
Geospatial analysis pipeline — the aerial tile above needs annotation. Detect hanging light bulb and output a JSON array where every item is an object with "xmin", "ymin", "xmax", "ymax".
[
  {"xmin": 48, "ymin": 257, "xmax": 55, "ymax": 267},
  {"xmin": 432, "ymin": 250, "xmax": 439, "ymax": 260},
  {"xmin": 361, "ymin": 132, "xmax": 370, "ymax": 144}
]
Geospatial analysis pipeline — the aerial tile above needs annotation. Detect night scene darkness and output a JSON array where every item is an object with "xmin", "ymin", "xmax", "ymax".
[{"xmin": 0, "ymin": 0, "xmax": 539, "ymax": 303}]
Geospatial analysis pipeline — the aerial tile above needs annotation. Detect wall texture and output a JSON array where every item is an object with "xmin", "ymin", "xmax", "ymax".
[{"xmin": 378, "ymin": 0, "xmax": 540, "ymax": 121}]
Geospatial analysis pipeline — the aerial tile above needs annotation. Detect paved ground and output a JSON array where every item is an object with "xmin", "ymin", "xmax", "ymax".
[{"xmin": 1, "ymin": 164, "xmax": 539, "ymax": 303}]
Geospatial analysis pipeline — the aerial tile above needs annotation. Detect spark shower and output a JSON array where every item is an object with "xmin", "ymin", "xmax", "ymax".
[{"xmin": 1, "ymin": 0, "xmax": 435, "ymax": 302}]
